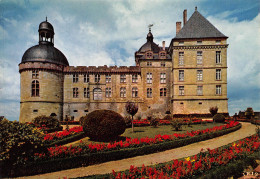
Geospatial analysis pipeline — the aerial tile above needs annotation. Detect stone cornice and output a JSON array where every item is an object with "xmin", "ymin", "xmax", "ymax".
[
  {"xmin": 173, "ymin": 66, "xmax": 227, "ymax": 69},
  {"xmin": 173, "ymin": 44, "xmax": 228, "ymax": 50},
  {"xmin": 19, "ymin": 62, "xmax": 64, "ymax": 73}
]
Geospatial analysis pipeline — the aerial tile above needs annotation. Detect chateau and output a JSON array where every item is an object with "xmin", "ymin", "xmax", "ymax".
[{"xmin": 19, "ymin": 8, "xmax": 229, "ymax": 122}]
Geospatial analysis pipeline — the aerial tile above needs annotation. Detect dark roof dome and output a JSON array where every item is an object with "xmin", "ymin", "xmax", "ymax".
[
  {"xmin": 39, "ymin": 19, "xmax": 54, "ymax": 32},
  {"xmin": 138, "ymin": 30, "xmax": 160, "ymax": 53},
  {"xmin": 21, "ymin": 45, "xmax": 69, "ymax": 66}
]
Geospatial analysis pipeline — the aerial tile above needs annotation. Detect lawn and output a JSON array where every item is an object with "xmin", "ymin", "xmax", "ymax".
[{"xmin": 68, "ymin": 122, "xmax": 224, "ymax": 146}]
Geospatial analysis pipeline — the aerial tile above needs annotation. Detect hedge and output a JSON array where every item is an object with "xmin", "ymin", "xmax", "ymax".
[
  {"xmin": 4, "ymin": 123, "xmax": 241, "ymax": 177},
  {"xmin": 45, "ymin": 132, "xmax": 85, "ymax": 147}
]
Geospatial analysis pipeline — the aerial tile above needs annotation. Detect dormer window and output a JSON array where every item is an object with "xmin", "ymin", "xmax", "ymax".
[
  {"xmin": 146, "ymin": 52, "xmax": 153, "ymax": 59},
  {"xmin": 147, "ymin": 61, "xmax": 152, "ymax": 66},
  {"xmin": 160, "ymin": 52, "xmax": 166, "ymax": 59}
]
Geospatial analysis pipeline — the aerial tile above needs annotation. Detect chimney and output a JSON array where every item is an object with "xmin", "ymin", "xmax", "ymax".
[
  {"xmin": 183, "ymin": 9, "xmax": 187, "ymax": 25},
  {"xmin": 176, "ymin": 21, "xmax": 181, "ymax": 35},
  {"xmin": 162, "ymin": 41, "xmax": 165, "ymax": 50}
]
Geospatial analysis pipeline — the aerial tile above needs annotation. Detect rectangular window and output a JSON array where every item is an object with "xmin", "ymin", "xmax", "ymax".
[
  {"xmin": 197, "ymin": 70, "xmax": 203, "ymax": 81},
  {"xmin": 84, "ymin": 88, "xmax": 90, "ymax": 98},
  {"xmin": 216, "ymin": 69, "xmax": 221, "ymax": 80},
  {"xmin": 147, "ymin": 61, "xmax": 152, "ymax": 66},
  {"xmin": 161, "ymin": 61, "xmax": 166, "ymax": 67},
  {"xmin": 216, "ymin": 40, "xmax": 221, "ymax": 45},
  {"xmin": 160, "ymin": 88, "xmax": 167, "ymax": 97},
  {"xmin": 179, "ymin": 52, "xmax": 184, "ymax": 65},
  {"xmin": 95, "ymin": 74, "xmax": 100, "ymax": 83},
  {"xmin": 216, "ymin": 85, "xmax": 222, "ymax": 95},
  {"xmin": 132, "ymin": 74, "xmax": 138, "ymax": 83},
  {"xmin": 120, "ymin": 74, "xmax": 126, "ymax": 83},
  {"xmin": 179, "ymin": 41, "xmax": 184, "ymax": 45},
  {"xmin": 160, "ymin": 52, "xmax": 166, "ymax": 59},
  {"xmin": 84, "ymin": 74, "xmax": 89, "ymax": 83},
  {"xmin": 120, "ymin": 87, "xmax": 126, "ymax": 98},
  {"xmin": 146, "ymin": 52, "xmax": 153, "ymax": 59},
  {"xmin": 160, "ymin": 73, "xmax": 166, "ymax": 83},
  {"xmin": 147, "ymin": 88, "xmax": 152, "ymax": 98},
  {"xmin": 105, "ymin": 88, "xmax": 112, "ymax": 98},
  {"xmin": 106, "ymin": 74, "xmax": 111, "ymax": 83},
  {"xmin": 147, "ymin": 73, "xmax": 152, "ymax": 83},
  {"xmin": 132, "ymin": 87, "xmax": 138, "ymax": 98},
  {"xmin": 73, "ymin": 74, "xmax": 78, "ymax": 83},
  {"xmin": 73, "ymin": 88, "xmax": 78, "ymax": 98},
  {"xmin": 179, "ymin": 70, "xmax": 184, "ymax": 81},
  {"xmin": 197, "ymin": 51, "xmax": 203, "ymax": 64},
  {"xmin": 32, "ymin": 70, "xmax": 39, "ymax": 79},
  {"xmin": 216, "ymin": 51, "xmax": 221, "ymax": 64},
  {"xmin": 197, "ymin": 86, "xmax": 203, "ymax": 95},
  {"xmin": 179, "ymin": 86, "xmax": 184, "ymax": 96}
]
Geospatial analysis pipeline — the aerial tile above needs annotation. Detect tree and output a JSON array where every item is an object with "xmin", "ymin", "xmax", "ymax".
[
  {"xmin": 125, "ymin": 101, "xmax": 138, "ymax": 132},
  {"xmin": 209, "ymin": 106, "xmax": 218, "ymax": 116}
]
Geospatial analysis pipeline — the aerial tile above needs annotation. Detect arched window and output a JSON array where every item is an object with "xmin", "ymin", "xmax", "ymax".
[
  {"xmin": 31, "ymin": 80, "xmax": 39, "ymax": 97},
  {"xmin": 93, "ymin": 88, "xmax": 102, "ymax": 100}
]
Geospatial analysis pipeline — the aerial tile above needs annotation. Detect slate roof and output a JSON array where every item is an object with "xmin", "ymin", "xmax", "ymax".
[{"xmin": 174, "ymin": 10, "xmax": 228, "ymax": 39}]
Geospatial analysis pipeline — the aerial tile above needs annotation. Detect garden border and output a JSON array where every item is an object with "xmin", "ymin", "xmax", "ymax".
[{"xmin": 6, "ymin": 123, "xmax": 241, "ymax": 177}]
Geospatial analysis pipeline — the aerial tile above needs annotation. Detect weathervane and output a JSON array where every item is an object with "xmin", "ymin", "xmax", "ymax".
[{"xmin": 148, "ymin": 24, "xmax": 153, "ymax": 32}]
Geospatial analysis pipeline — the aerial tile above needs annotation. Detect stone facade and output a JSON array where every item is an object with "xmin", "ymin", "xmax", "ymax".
[{"xmin": 19, "ymin": 8, "xmax": 229, "ymax": 122}]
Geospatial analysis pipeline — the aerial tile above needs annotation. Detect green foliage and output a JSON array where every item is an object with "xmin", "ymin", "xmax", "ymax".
[
  {"xmin": 163, "ymin": 115, "xmax": 173, "ymax": 121},
  {"xmin": 81, "ymin": 110, "xmax": 126, "ymax": 140},
  {"xmin": 0, "ymin": 119, "xmax": 46, "ymax": 176},
  {"xmin": 125, "ymin": 102, "xmax": 138, "ymax": 117},
  {"xmin": 209, "ymin": 106, "xmax": 218, "ymax": 116},
  {"xmin": 150, "ymin": 118, "xmax": 160, "ymax": 128},
  {"xmin": 33, "ymin": 115, "xmax": 61, "ymax": 129},
  {"xmin": 171, "ymin": 118, "xmax": 183, "ymax": 131},
  {"xmin": 213, "ymin": 113, "xmax": 226, "ymax": 123},
  {"xmin": 245, "ymin": 107, "xmax": 254, "ymax": 119}
]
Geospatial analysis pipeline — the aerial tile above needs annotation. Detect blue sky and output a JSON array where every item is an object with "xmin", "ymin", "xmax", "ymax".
[{"xmin": 0, "ymin": 0, "xmax": 259, "ymax": 121}]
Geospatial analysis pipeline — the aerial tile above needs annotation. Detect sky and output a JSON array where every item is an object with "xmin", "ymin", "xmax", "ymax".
[{"xmin": 0, "ymin": 0, "xmax": 259, "ymax": 121}]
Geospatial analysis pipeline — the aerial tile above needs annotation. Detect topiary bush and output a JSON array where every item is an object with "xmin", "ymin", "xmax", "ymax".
[
  {"xmin": 213, "ymin": 113, "xmax": 226, "ymax": 123},
  {"xmin": 171, "ymin": 118, "xmax": 183, "ymax": 131},
  {"xmin": 0, "ymin": 119, "xmax": 46, "ymax": 176},
  {"xmin": 209, "ymin": 106, "xmax": 218, "ymax": 116},
  {"xmin": 81, "ymin": 110, "xmax": 126, "ymax": 140},
  {"xmin": 33, "ymin": 115, "xmax": 61, "ymax": 130}
]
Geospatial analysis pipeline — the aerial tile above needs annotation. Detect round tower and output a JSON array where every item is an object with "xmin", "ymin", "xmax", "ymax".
[{"xmin": 19, "ymin": 18, "xmax": 69, "ymax": 122}]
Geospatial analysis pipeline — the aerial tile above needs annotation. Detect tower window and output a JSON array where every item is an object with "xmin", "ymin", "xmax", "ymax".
[
  {"xmin": 120, "ymin": 74, "xmax": 126, "ymax": 83},
  {"xmin": 216, "ymin": 69, "xmax": 221, "ymax": 80},
  {"xmin": 179, "ymin": 41, "xmax": 184, "ymax": 45},
  {"xmin": 179, "ymin": 52, "xmax": 184, "ymax": 65},
  {"xmin": 216, "ymin": 85, "xmax": 222, "ymax": 95},
  {"xmin": 33, "ymin": 109, "xmax": 38, "ymax": 113},
  {"xmin": 179, "ymin": 86, "xmax": 184, "ymax": 96},
  {"xmin": 197, "ymin": 41, "xmax": 202, "ymax": 45},
  {"xmin": 132, "ymin": 74, "xmax": 138, "ymax": 83},
  {"xmin": 147, "ymin": 61, "xmax": 152, "ymax": 66},
  {"xmin": 146, "ymin": 52, "xmax": 153, "ymax": 59},
  {"xmin": 216, "ymin": 51, "xmax": 221, "ymax": 64},
  {"xmin": 73, "ymin": 88, "xmax": 78, "ymax": 98},
  {"xmin": 31, "ymin": 80, "xmax": 40, "ymax": 97},
  {"xmin": 132, "ymin": 87, "xmax": 138, "ymax": 98},
  {"xmin": 161, "ymin": 61, "xmax": 166, "ymax": 67},
  {"xmin": 160, "ymin": 73, "xmax": 166, "ymax": 83},
  {"xmin": 120, "ymin": 87, "xmax": 126, "ymax": 98},
  {"xmin": 197, "ymin": 51, "xmax": 203, "ymax": 64},
  {"xmin": 147, "ymin": 88, "xmax": 152, "ymax": 98},
  {"xmin": 84, "ymin": 74, "xmax": 89, "ymax": 83},
  {"xmin": 179, "ymin": 70, "xmax": 184, "ymax": 81},
  {"xmin": 32, "ymin": 70, "xmax": 39, "ymax": 79},
  {"xmin": 93, "ymin": 88, "xmax": 102, "ymax": 100},
  {"xmin": 146, "ymin": 73, "xmax": 152, "ymax": 84},
  {"xmin": 95, "ymin": 74, "xmax": 100, "ymax": 83},
  {"xmin": 105, "ymin": 88, "xmax": 112, "ymax": 98},
  {"xmin": 73, "ymin": 74, "xmax": 78, "ymax": 83},
  {"xmin": 197, "ymin": 86, "xmax": 203, "ymax": 95},
  {"xmin": 160, "ymin": 52, "xmax": 166, "ymax": 59},
  {"xmin": 160, "ymin": 88, "xmax": 167, "ymax": 97},
  {"xmin": 216, "ymin": 40, "xmax": 221, "ymax": 45},
  {"xmin": 106, "ymin": 74, "xmax": 111, "ymax": 83},
  {"xmin": 197, "ymin": 70, "xmax": 203, "ymax": 81}
]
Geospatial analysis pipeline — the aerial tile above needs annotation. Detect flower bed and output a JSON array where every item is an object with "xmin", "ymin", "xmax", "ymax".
[
  {"xmin": 106, "ymin": 135, "xmax": 260, "ymax": 178},
  {"xmin": 6, "ymin": 121, "xmax": 241, "ymax": 177}
]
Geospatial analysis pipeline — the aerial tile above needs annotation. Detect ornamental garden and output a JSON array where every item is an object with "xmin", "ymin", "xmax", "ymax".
[{"xmin": 0, "ymin": 104, "xmax": 259, "ymax": 178}]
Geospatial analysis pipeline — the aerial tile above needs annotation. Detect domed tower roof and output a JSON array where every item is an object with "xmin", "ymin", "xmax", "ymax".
[
  {"xmin": 138, "ymin": 27, "xmax": 160, "ymax": 53},
  {"xmin": 21, "ymin": 18, "xmax": 69, "ymax": 66}
]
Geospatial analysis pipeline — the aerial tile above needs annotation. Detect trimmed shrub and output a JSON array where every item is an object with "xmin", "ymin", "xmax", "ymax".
[
  {"xmin": 125, "ymin": 102, "xmax": 139, "ymax": 132},
  {"xmin": 213, "ymin": 113, "xmax": 226, "ymax": 123},
  {"xmin": 209, "ymin": 106, "xmax": 218, "ymax": 116},
  {"xmin": 171, "ymin": 118, "xmax": 183, "ymax": 131},
  {"xmin": 81, "ymin": 110, "xmax": 126, "ymax": 140},
  {"xmin": 0, "ymin": 119, "xmax": 46, "ymax": 176},
  {"xmin": 150, "ymin": 118, "xmax": 160, "ymax": 128},
  {"xmin": 33, "ymin": 115, "xmax": 61, "ymax": 129}
]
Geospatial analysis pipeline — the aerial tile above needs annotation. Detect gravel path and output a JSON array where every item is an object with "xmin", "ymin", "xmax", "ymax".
[{"xmin": 19, "ymin": 122, "xmax": 256, "ymax": 179}]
